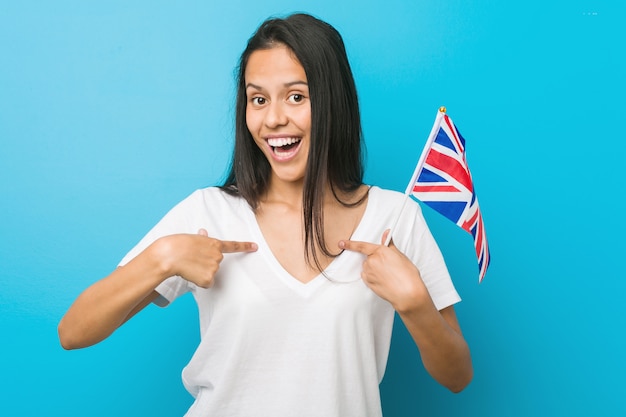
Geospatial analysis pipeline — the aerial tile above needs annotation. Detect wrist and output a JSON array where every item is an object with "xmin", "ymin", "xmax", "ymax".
[
  {"xmin": 392, "ymin": 281, "xmax": 436, "ymax": 316},
  {"xmin": 146, "ymin": 236, "xmax": 177, "ymax": 281}
]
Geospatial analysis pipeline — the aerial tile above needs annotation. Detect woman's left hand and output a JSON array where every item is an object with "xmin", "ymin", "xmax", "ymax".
[
  {"xmin": 340, "ymin": 230, "xmax": 473, "ymax": 393},
  {"xmin": 339, "ymin": 230, "xmax": 432, "ymax": 313}
]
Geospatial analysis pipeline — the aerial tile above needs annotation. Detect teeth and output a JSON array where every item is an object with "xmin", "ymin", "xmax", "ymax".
[{"xmin": 267, "ymin": 137, "xmax": 301, "ymax": 147}]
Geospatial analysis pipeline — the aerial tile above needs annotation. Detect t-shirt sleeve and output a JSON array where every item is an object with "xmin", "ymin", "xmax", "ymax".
[
  {"xmin": 395, "ymin": 199, "xmax": 461, "ymax": 311},
  {"xmin": 118, "ymin": 191, "xmax": 203, "ymax": 306}
]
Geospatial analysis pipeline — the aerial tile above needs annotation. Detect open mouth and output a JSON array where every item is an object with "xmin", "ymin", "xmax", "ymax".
[{"xmin": 267, "ymin": 137, "xmax": 302, "ymax": 156}]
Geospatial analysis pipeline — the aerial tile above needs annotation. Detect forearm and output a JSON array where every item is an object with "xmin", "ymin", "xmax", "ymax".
[
  {"xmin": 398, "ymin": 303, "xmax": 473, "ymax": 393},
  {"xmin": 58, "ymin": 243, "xmax": 167, "ymax": 350}
]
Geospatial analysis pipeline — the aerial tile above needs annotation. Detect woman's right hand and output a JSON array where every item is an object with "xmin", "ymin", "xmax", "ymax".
[
  {"xmin": 154, "ymin": 228, "xmax": 258, "ymax": 288},
  {"xmin": 58, "ymin": 229, "xmax": 257, "ymax": 349}
]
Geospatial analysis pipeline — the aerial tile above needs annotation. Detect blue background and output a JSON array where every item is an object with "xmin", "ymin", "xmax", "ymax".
[{"xmin": 1, "ymin": 1, "xmax": 624, "ymax": 415}]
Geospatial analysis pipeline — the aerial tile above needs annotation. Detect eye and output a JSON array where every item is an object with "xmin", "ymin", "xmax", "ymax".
[
  {"xmin": 251, "ymin": 97, "xmax": 267, "ymax": 106},
  {"xmin": 288, "ymin": 94, "xmax": 305, "ymax": 104}
]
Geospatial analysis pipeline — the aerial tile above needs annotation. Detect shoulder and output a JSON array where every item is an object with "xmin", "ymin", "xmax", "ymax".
[
  {"xmin": 188, "ymin": 186, "xmax": 247, "ymax": 209},
  {"xmin": 163, "ymin": 187, "xmax": 249, "ymax": 223},
  {"xmin": 367, "ymin": 186, "xmax": 424, "ymax": 215},
  {"xmin": 368, "ymin": 186, "xmax": 403, "ymax": 201},
  {"xmin": 365, "ymin": 185, "xmax": 430, "ymax": 247}
]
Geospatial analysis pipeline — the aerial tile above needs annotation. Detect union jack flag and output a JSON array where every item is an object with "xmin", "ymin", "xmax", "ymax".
[{"xmin": 408, "ymin": 108, "xmax": 490, "ymax": 281}]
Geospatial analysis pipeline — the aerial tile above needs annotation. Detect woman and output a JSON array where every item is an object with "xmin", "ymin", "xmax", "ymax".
[{"xmin": 58, "ymin": 13, "xmax": 472, "ymax": 417}]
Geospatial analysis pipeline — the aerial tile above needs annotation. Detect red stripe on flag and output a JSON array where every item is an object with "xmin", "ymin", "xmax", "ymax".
[
  {"xmin": 425, "ymin": 149, "xmax": 473, "ymax": 193},
  {"xmin": 474, "ymin": 215, "xmax": 484, "ymax": 259},
  {"xmin": 462, "ymin": 208, "xmax": 478, "ymax": 232},
  {"xmin": 443, "ymin": 115, "xmax": 465, "ymax": 154},
  {"xmin": 413, "ymin": 184, "xmax": 460, "ymax": 193}
]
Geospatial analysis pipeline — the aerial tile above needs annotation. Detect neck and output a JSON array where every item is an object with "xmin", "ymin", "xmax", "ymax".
[
  {"xmin": 262, "ymin": 176, "xmax": 307, "ymax": 208},
  {"xmin": 261, "ymin": 175, "xmax": 366, "ymax": 210}
]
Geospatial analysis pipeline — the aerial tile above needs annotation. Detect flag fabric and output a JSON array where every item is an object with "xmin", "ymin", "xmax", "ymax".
[{"xmin": 409, "ymin": 108, "xmax": 490, "ymax": 281}]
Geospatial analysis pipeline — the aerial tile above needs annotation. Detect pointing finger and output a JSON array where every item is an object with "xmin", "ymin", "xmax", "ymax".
[
  {"xmin": 219, "ymin": 240, "xmax": 258, "ymax": 253},
  {"xmin": 339, "ymin": 239, "xmax": 379, "ymax": 256},
  {"xmin": 198, "ymin": 228, "xmax": 209, "ymax": 236}
]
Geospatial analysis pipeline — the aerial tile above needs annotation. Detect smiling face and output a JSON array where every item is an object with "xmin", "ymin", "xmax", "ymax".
[{"xmin": 245, "ymin": 45, "xmax": 311, "ymax": 187}]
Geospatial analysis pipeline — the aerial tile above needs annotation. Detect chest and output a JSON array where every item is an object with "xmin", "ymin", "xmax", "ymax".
[
  {"xmin": 254, "ymin": 202, "xmax": 366, "ymax": 284},
  {"xmin": 200, "ymin": 248, "xmax": 392, "ymax": 331}
]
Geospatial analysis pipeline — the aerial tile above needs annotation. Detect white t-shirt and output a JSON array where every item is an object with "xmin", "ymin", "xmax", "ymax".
[{"xmin": 120, "ymin": 186, "xmax": 460, "ymax": 417}]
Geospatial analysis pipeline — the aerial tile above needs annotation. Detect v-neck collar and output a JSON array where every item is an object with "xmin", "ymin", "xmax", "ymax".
[{"xmin": 241, "ymin": 186, "xmax": 378, "ymax": 297}]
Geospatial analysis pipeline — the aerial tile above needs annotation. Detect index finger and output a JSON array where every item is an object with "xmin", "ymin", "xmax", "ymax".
[
  {"xmin": 219, "ymin": 240, "xmax": 258, "ymax": 253},
  {"xmin": 339, "ymin": 239, "xmax": 379, "ymax": 256}
]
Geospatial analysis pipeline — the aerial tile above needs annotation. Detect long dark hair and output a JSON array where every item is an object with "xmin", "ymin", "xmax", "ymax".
[{"xmin": 222, "ymin": 13, "xmax": 366, "ymax": 271}]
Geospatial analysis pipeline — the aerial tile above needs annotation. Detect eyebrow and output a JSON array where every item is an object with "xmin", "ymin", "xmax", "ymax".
[{"xmin": 245, "ymin": 80, "xmax": 308, "ymax": 90}]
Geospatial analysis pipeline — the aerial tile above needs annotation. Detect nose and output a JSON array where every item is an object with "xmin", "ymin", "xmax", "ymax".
[{"xmin": 264, "ymin": 101, "xmax": 288, "ymax": 128}]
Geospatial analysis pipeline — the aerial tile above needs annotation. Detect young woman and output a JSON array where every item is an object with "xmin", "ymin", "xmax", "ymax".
[{"xmin": 59, "ymin": 13, "xmax": 472, "ymax": 417}]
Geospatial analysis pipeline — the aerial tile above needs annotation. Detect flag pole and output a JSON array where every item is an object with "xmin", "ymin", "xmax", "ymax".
[{"xmin": 384, "ymin": 107, "xmax": 447, "ymax": 246}]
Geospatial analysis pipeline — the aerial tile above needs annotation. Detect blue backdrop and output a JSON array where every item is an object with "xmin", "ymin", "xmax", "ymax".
[{"xmin": 1, "ymin": 1, "xmax": 624, "ymax": 416}]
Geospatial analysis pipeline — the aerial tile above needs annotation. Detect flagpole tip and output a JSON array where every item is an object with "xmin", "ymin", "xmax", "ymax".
[{"xmin": 439, "ymin": 106, "xmax": 447, "ymax": 113}]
